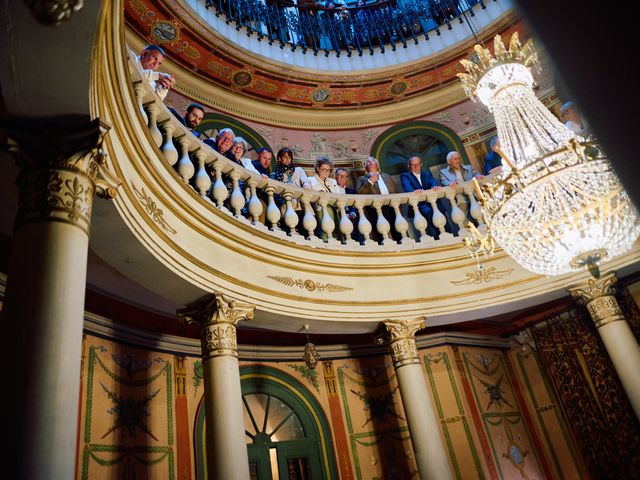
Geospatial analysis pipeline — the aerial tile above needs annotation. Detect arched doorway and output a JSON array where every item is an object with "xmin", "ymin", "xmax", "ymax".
[{"xmin": 194, "ymin": 366, "xmax": 338, "ymax": 479}]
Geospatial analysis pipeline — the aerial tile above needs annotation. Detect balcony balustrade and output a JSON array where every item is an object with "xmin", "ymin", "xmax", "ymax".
[
  {"xmin": 131, "ymin": 54, "xmax": 488, "ymax": 251},
  {"xmin": 204, "ymin": 0, "xmax": 488, "ymax": 57}
]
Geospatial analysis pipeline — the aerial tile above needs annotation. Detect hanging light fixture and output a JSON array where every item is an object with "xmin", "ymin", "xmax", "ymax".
[
  {"xmin": 458, "ymin": 33, "xmax": 640, "ymax": 277},
  {"xmin": 302, "ymin": 324, "xmax": 320, "ymax": 370}
]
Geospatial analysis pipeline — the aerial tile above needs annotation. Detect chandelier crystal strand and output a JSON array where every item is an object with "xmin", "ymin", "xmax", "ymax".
[{"xmin": 458, "ymin": 33, "xmax": 640, "ymax": 276}]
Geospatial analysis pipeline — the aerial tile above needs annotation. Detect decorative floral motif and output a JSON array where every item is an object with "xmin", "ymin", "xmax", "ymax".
[
  {"xmin": 132, "ymin": 183, "xmax": 177, "ymax": 234},
  {"xmin": 476, "ymin": 375, "xmax": 513, "ymax": 410},
  {"xmin": 267, "ymin": 275, "xmax": 352, "ymax": 293},
  {"xmin": 288, "ymin": 363, "xmax": 319, "ymax": 391},
  {"xmin": 450, "ymin": 266, "xmax": 513, "ymax": 285},
  {"xmin": 99, "ymin": 381, "xmax": 160, "ymax": 440},
  {"xmin": 351, "ymin": 387, "xmax": 403, "ymax": 427},
  {"xmin": 193, "ymin": 360, "xmax": 203, "ymax": 392}
]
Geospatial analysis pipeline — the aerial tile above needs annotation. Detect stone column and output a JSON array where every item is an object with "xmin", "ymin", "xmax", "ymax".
[
  {"xmin": 382, "ymin": 319, "xmax": 453, "ymax": 480},
  {"xmin": 178, "ymin": 293, "xmax": 255, "ymax": 480},
  {"xmin": 0, "ymin": 118, "xmax": 119, "ymax": 479},
  {"xmin": 569, "ymin": 273, "xmax": 640, "ymax": 420}
]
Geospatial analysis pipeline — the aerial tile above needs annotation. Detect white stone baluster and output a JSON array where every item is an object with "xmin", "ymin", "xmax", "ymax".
[
  {"xmin": 283, "ymin": 192, "xmax": 299, "ymax": 235},
  {"xmin": 175, "ymin": 136, "xmax": 195, "ymax": 184},
  {"xmin": 356, "ymin": 202, "xmax": 374, "ymax": 245},
  {"xmin": 319, "ymin": 200, "xmax": 337, "ymax": 244},
  {"xmin": 428, "ymin": 192, "xmax": 451, "ymax": 240},
  {"xmin": 392, "ymin": 201, "xmax": 412, "ymax": 244},
  {"xmin": 466, "ymin": 183, "xmax": 484, "ymax": 225},
  {"xmin": 229, "ymin": 172, "xmax": 246, "ymax": 217},
  {"xmin": 145, "ymin": 102, "xmax": 163, "ymax": 148},
  {"xmin": 193, "ymin": 149, "xmax": 211, "ymax": 199},
  {"xmin": 409, "ymin": 198, "xmax": 430, "ymax": 243},
  {"xmin": 373, "ymin": 201, "xmax": 391, "ymax": 244},
  {"xmin": 338, "ymin": 201, "xmax": 354, "ymax": 245},
  {"xmin": 265, "ymin": 186, "xmax": 281, "ymax": 230},
  {"xmin": 302, "ymin": 199, "xmax": 318, "ymax": 241},
  {"xmin": 211, "ymin": 162, "xmax": 228, "ymax": 208},
  {"xmin": 446, "ymin": 189, "xmax": 467, "ymax": 236},
  {"xmin": 160, "ymin": 121, "xmax": 179, "ymax": 166},
  {"xmin": 247, "ymin": 178, "xmax": 264, "ymax": 226},
  {"xmin": 133, "ymin": 81, "xmax": 148, "ymax": 124}
]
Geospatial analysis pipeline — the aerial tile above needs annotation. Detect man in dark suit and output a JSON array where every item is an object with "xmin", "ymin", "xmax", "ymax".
[{"xmin": 400, "ymin": 155, "xmax": 442, "ymax": 239}]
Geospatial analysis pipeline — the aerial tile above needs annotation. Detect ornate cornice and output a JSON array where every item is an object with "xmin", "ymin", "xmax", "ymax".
[
  {"xmin": 124, "ymin": 0, "xmax": 523, "ymax": 111},
  {"xmin": 568, "ymin": 273, "xmax": 625, "ymax": 328},
  {"xmin": 0, "ymin": 117, "xmax": 120, "ymax": 233},
  {"xmin": 177, "ymin": 293, "xmax": 255, "ymax": 359},
  {"xmin": 381, "ymin": 318, "xmax": 426, "ymax": 367}
]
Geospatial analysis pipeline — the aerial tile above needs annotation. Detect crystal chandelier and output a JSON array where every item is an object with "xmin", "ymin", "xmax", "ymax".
[{"xmin": 458, "ymin": 33, "xmax": 640, "ymax": 276}]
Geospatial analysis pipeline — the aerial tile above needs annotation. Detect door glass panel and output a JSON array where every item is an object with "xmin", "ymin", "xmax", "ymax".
[
  {"xmin": 271, "ymin": 414, "xmax": 304, "ymax": 441},
  {"xmin": 266, "ymin": 398, "xmax": 294, "ymax": 435},
  {"xmin": 249, "ymin": 462, "xmax": 259, "ymax": 480},
  {"xmin": 269, "ymin": 447, "xmax": 280, "ymax": 480},
  {"xmin": 244, "ymin": 393, "xmax": 270, "ymax": 433},
  {"xmin": 287, "ymin": 457, "xmax": 311, "ymax": 480}
]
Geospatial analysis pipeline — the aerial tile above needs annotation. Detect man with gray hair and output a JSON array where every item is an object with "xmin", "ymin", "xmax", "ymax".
[
  {"xmin": 356, "ymin": 156, "xmax": 399, "ymax": 242},
  {"xmin": 355, "ymin": 156, "xmax": 398, "ymax": 194},
  {"xmin": 204, "ymin": 127, "xmax": 236, "ymax": 161}
]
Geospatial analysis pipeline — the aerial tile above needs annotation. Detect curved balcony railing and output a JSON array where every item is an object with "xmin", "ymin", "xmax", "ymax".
[
  {"xmin": 130, "ymin": 57, "xmax": 487, "ymax": 251},
  {"xmin": 204, "ymin": 0, "xmax": 488, "ymax": 56}
]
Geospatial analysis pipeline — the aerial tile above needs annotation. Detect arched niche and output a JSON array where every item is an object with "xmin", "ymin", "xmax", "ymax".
[{"xmin": 370, "ymin": 121, "xmax": 469, "ymax": 175}]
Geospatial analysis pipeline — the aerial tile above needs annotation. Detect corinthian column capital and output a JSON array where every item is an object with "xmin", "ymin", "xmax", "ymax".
[
  {"xmin": 177, "ymin": 293, "xmax": 255, "ymax": 360},
  {"xmin": 381, "ymin": 318, "xmax": 426, "ymax": 367},
  {"xmin": 1, "ymin": 117, "xmax": 120, "ymax": 234},
  {"xmin": 568, "ymin": 273, "xmax": 624, "ymax": 328}
]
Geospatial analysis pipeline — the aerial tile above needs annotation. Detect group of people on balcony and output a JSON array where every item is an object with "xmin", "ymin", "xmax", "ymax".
[{"xmin": 134, "ymin": 44, "xmax": 491, "ymax": 243}]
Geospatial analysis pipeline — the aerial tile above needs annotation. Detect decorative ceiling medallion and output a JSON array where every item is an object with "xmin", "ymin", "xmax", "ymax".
[
  {"xmin": 231, "ymin": 70, "xmax": 253, "ymax": 89},
  {"xmin": 389, "ymin": 80, "xmax": 409, "ymax": 97},
  {"xmin": 267, "ymin": 276, "xmax": 352, "ymax": 293},
  {"xmin": 151, "ymin": 20, "xmax": 178, "ymax": 43},
  {"xmin": 310, "ymin": 87, "xmax": 332, "ymax": 104}
]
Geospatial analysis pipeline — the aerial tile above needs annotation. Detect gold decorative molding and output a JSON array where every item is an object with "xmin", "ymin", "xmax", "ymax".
[
  {"xmin": 568, "ymin": 273, "xmax": 625, "ymax": 328},
  {"xmin": 177, "ymin": 293, "xmax": 255, "ymax": 359},
  {"xmin": 382, "ymin": 318, "xmax": 426, "ymax": 367},
  {"xmin": 267, "ymin": 276, "xmax": 353, "ymax": 293},
  {"xmin": 174, "ymin": 356, "xmax": 187, "ymax": 397},
  {"xmin": 132, "ymin": 183, "xmax": 177, "ymax": 234},
  {"xmin": 24, "ymin": 0, "xmax": 84, "ymax": 26},
  {"xmin": 450, "ymin": 266, "xmax": 514, "ymax": 285}
]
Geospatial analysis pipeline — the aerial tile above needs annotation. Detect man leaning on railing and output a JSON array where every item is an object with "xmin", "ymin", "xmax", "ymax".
[{"xmin": 134, "ymin": 44, "xmax": 176, "ymax": 100}]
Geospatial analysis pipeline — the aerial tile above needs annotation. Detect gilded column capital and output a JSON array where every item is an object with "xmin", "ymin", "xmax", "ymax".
[
  {"xmin": 568, "ymin": 273, "xmax": 625, "ymax": 328},
  {"xmin": 177, "ymin": 293, "xmax": 255, "ymax": 360},
  {"xmin": 1, "ymin": 117, "xmax": 120, "ymax": 234},
  {"xmin": 381, "ymin": 318, "xmax": 426, "ymax": 367},
  {"xmin": 23, "ymin": 0, "xmax": 84, "ymax": 26}
]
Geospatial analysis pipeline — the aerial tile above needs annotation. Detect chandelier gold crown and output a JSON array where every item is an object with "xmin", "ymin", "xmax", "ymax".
[{"xmin": 457, "ymin": 33, "xmax": 540, "ymax": 99}]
